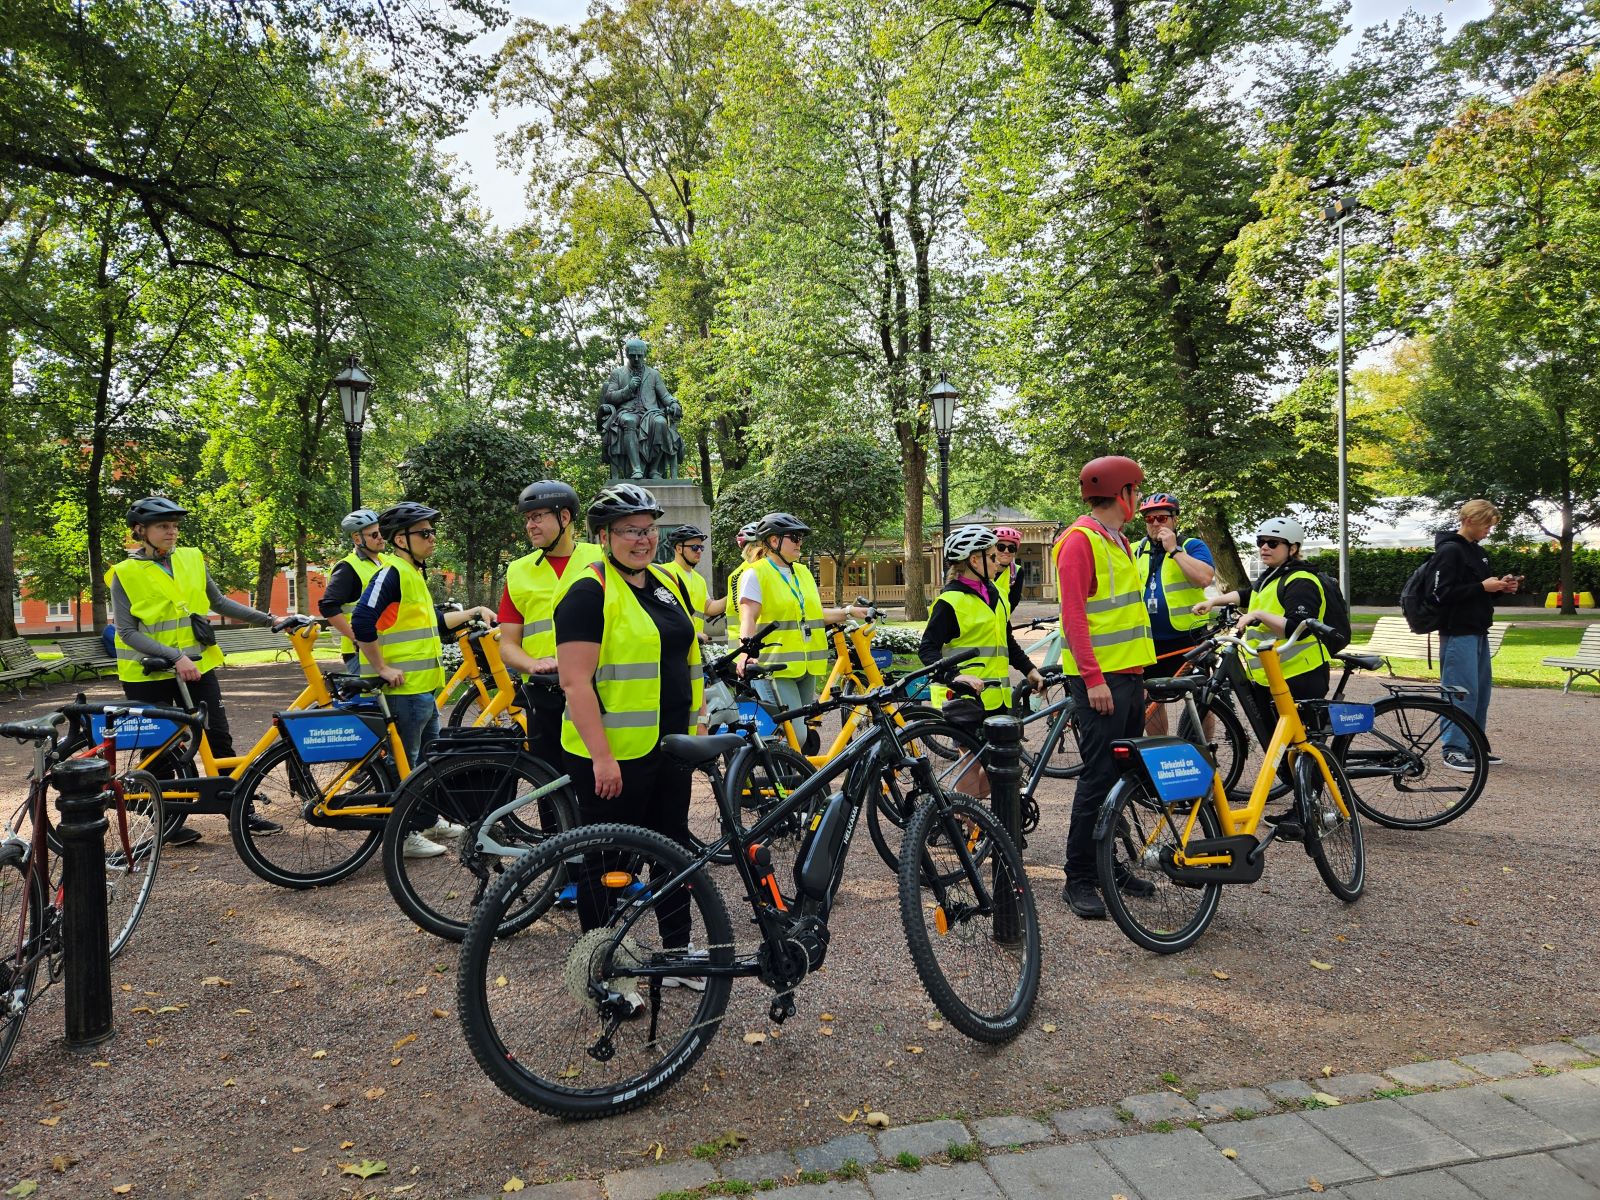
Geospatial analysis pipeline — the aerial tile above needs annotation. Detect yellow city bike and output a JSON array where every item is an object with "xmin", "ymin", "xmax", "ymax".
[
  {"xmin": 439, "ymin": 620, "xmax": 525, "ymax": 732},
  {"xmin": 1093, "ymin": 618, "xmax": 1366, "ymax": 953}
]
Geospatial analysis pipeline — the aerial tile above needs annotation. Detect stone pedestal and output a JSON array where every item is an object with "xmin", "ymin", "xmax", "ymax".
[{"xmin": 644, "ymin": 478, "xmax": 713, "ymax": 588}]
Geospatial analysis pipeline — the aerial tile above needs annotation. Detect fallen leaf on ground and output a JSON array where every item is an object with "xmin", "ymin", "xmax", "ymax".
[
  {"xmin": 1041, "ymin": 1023, "xmax": 1057, "ymax": 1033},
  {"xmin": 865, "ymin": 1111, "xmax": 890, "ymax": 1129},
  {"xmin": 223, "ymin": 1078, "xmax": 236, "ymax": 1087},
  {"xmin": 311, "ymin": 1049, "xmax": 328, "ymax": 1059},
  {"xmin": 340, "ymin": 1141, "xmax": 356, "ymax": 1150},
  {"xmin": 1310, "ymin": 960, "xmax": 1333, "ymax": 971},
  {"xmin": 1320, "ymin": 1065, "xmax": 1334, "ymax": 1077},
  {"xmin": 1212, "ymin": 970, "xmax": 1230, "ymax": 980},
  {"xmin": 1307, "ymin": 1179, "xmax": 1325, "ymax": 1194},
  {"xmin": 391, "ymin": 1058, "xmax": 402, "ymax": 1067},
  {"xmin": 112, "ymin": 1188, "xmax": 133, "ymax": 1196},
  {"xmin": 819, "ymin": 1013, "xmax": 834, "ymax": 1021},
  {"xmin": 1311, "ymin": 1092, "xmax": 1341, "ymax": 1106},
  {"xmin": 1221, "ymin": 1147, "xmax": 1237, "ymax": 1159},
  {"xmin": 321, "ymin": 1099, "xmax": 348, "ymax": 1112},
  {"xmin": 393, "ymin": 1033, "xmax": 418, "ymax": 1051},
  {"xmin": 647, "ymin": 1143, "xmax": 665, "ymax": 1161},
  {"xmin": 145, "ymin": 1037, "xmax": 162, "ymax": 1047},
  {"xmin": 291, "ymin": 1147, "xmax": 307, "ymax": 1154},
  {"xmin": 905, "ymin": 1045, "xmax": 923, "ymax": 1054},
  {"xmin": 818, "ymin": 1026, "xmax": 834, "ymax": 1036},
  {"xmin": 130, "ymin": 1006, "xmax": 154, "ymax": 1016},
  {"xmin": 39, "ymin": 1117, "xmax": 60, "ymax": 1127},
  {"xmin": 49, "ymin": 1155, "xmax": 74, "ymax": 1173},
  {"xmin": 364, "ymin": 1087, "xmax": 386, "ymax": 1101},
  {"xmin": 201, "ymin": 976, "xmax": 231, "ymax": 987},
  {"xmin": 413, "ymin": 985, "xmax": 428, "ymax": 996},
  {"xmin": 431, "ymin": 1009, "xmax": 448, "ymax": 1019},
  {"xmin": 839, "ymin": 1108, "xmax": 860, "ymax": 1124},
  {"xmin": 926, "ymin": 1020, "xmax": 944, "ymax": 1031},
  {"xmin": 742, "ymin": 1032, "xmax": 766, "ymax": 1045},
  {"xmin": 503, "ymin": 1180, "xmax": 525, "ymax": 1193},
  {"xmin": 1543, "ymin": 943, "xmax": 1555, "ymax": 950},
  {"xmin": 91, "ymin": 1061, "xmax": 110, "ymax": 1068},
  {"xmin": 494, "ymin": 976, "xmax": 507, "ymax": 988},
  {"xmin": 339, "ymin": 1160, "xmax": 388, "ymax": 1179},
  {"xmin": 232, "ymin": 1009, "xmax": 253, "ymax": 1016},
  {"xmin": 6, "ymin": 1182, "xmax": 39, "ymax": 1197}
]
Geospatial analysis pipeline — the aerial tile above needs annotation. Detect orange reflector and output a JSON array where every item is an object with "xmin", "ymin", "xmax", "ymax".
[
  {"xmin": 934, "ymin": 906, "xmax": 949, "ymax": 935},
  {"xmin": 966, "ymin": 824, "xmax": 980, "ymax": 853},
  {"xmin": 600, "ymin": 871, "xmax": 634, "ymax": 889}
]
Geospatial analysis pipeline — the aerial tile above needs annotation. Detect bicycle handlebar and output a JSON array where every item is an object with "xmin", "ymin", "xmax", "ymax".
[
  {"xmin": 769, "ymin": 647, "xmax": 977, "ymax": 724},
  {"xmin": 60, "ymin": 701, "xmax": 205, "ymax": 729},
  {"xmin": 323, "ymin": 673, "xmax": 385, "ymax": 695}
]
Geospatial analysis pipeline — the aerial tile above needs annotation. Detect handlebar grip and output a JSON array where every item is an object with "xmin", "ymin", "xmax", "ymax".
[
  {"xmin": 0, "ymin": 721, "xmax": 60, "ymax": 743},
  {"xmin": 1302, "ymin": 618, "xmax": 1336, "ymax": 640}
]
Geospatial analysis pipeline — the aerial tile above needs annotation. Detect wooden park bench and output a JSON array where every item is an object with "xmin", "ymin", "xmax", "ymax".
[
  {"xmin": 215, "ymin": 625, "xmax": 293, "ymax": 663},
  {"xmin": 1348, "ymin": 615, "xmax": 1512, "ymax": 675},
  {"xmin": 1542, "ymin": 623, "xmax": 1600, "ymax": 694},
  {"xmin": 54, "ymin": 633, "xmax": 119, "ymax": 680},
  {"xmin": 0, "ymin": 637, "xmax": 56, "ymax": 698}
]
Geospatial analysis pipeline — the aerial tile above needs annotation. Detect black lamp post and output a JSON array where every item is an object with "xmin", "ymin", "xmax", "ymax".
[
  {"xmin": 332, "ymin": 353, "xmax": 373, "ymax": 511},
  {"xmin": 1323, "ymin": 196, "xmax": 1359, "ymax": 602},
  {"xmin": 927, "ymin": 372, "xmax": 960, "ymax": 557}
]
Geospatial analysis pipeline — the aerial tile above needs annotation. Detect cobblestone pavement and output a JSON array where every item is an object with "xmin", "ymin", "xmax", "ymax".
[{"xmin": 526, "ymin": 1039, "xmax": 1600, "ymax": 1200}]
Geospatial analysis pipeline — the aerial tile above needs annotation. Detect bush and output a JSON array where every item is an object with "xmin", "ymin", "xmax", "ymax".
[{"xmin": 1305, "ymin": 545, "xmax": 1600, "ymax": 605}]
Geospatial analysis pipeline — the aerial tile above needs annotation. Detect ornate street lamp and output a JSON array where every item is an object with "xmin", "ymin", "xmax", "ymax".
[
  {"xmin": 332, "ymin": 353, "xmax": 373, "ymax": 511},
  {"xmin": 1323, "ymin": 196, "xmax": 1359, "ymax": 602},
  {"xmin": 927, "ymin": 372, "xmax": 960, "ymax": 556}
]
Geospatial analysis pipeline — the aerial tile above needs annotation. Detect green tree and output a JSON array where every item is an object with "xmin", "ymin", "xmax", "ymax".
[{"xmin": 765, "ymin": 433, "xmax": 903, "ymax": 603}]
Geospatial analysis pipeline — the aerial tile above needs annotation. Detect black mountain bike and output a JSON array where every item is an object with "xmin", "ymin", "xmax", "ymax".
[{"xmin": 454, "ymin": 650, "xmax": 1041, "ymax": 1119}]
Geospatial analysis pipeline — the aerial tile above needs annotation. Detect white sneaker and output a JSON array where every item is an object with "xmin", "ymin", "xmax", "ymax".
[
  {"xmin": 424, "ymin": 817, "xmax": 467, "ymax": 843},
  {"xmin": 662, "ymin": 947, "xmax": 709, "ymax": 992},
  {"xmin": 403, "ymin": 832, "xmax": 448, "ymax": 859}
]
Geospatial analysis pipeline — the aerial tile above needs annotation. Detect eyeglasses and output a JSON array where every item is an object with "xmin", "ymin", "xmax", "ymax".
[
  {"xmin": 611, "ymin": 525, "xmax": 658, "ymax": 542},
  {"xmin": 406, "ymin": 528, "xmax": 438, "ymax": 540},
  {"xmin": 1256, "ymin": 537, "xmax": 1285, "ymax": 550},
  {"xmin": 681, "ymin": 543, "xmax": 705, "ymax": 553},
  {"xmin": 1144, "ymin": 512, "xmax": 1175, "ymax": 524},
  {"xmin": 996, "ymin": 542, "xmax": 1019, "ymax": 553}
]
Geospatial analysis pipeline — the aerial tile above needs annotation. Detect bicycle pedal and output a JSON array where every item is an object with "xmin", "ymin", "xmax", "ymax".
[{"xmin": 768, "ymin": 995, "xmax": 796, "ymax": 1024}]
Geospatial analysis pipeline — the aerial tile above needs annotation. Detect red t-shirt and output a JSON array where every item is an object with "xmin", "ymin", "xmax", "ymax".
[
  {"xmin": 1057, "ymin": 518, "xmax": 1143, "ymax": 688},
  {"xmin": 496, "ymin": 555, "xmax": 570, "ymax": 624}
]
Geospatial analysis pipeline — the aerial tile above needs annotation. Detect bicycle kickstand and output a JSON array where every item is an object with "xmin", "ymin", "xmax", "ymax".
[{"xmin": 768, "ymin": 993, "xmax": 796, "ymax": 1024}]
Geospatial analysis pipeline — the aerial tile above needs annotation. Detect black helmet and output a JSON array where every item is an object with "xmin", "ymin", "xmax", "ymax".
[
  {"xmin": 587, "ymin": 483, "xmax": 664, "ymax": 533},
  {"xmin": 127, "ymin": 496, "xmax": 187, "ymax": 527},
  {"xmin": 668, "ymin": 524, "xmax": 707, "ymax": 547},
  {"xmin": 516, "ymin": 480, "xmax": 580, "ymax": 517},
  {"xmin": 756, "ymin": 512, "xmax": 810, "ymax": 541},
  {"xmin": 378, "ymin": 502, "xmax": 441, "ymax": 540}
]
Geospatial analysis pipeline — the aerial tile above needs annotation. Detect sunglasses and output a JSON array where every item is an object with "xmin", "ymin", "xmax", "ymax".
[
  {"xmin": 1144, "ymin": 512, "xmax": 1175, "ymax": 523},
  {"xmin": 1256, "ymin": 537, "xmax": 1286, "ymax": 550},
  {"xmin": 406, "ymin": 528, "xmax": 438, "ymax": 539},
  {"xmin": 996, "ymin": 542, "xmax": 1019, "ymax": 552},
  {"xmin": 681, "ymin": 543, "xmax": 705, "ymax": 553}
]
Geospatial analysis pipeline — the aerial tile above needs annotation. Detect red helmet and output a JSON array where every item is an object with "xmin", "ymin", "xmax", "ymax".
[
  {"xmin": 992, "ymin": 525, "xmax": 1022, "ymax": 545},
  {"xmin": 1139, "ymin": 492, "xmax": 1179, "ymax": 515},
  {"xmin": 1079, "ymin": 456, "xmax": 1144, "ymax": 501}
]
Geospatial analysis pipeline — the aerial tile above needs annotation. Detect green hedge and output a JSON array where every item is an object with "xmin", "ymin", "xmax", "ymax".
[{"xmin": 1304, "ymin": 545, "xmax": 1600, "ymax": 605}]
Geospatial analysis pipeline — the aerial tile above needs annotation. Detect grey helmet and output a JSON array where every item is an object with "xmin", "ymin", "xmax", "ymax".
[
  {"xmin": 341, "ymin": 508, "xmax": 380, "ymax": 535},
  {"xmin": 126, "ymin": 496, "xmax": 187, "ymax": 527},
  {"xmin": 516, "ymin": 480, "xmax": 580, "ymax": 518},
  {"xmin": 587, "ymin": 483, "xmax": 664, "ymax": 533}
]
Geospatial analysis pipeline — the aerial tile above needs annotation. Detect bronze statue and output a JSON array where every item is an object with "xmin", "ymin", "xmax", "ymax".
[{"xmin": 598, "ymin": 337, "xmax": 684, "ymax": 480}]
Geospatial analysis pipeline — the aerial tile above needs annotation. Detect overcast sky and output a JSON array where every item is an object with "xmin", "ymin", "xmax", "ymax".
[{"xmin": 439, "ymin": 0, "xmax": 1495, "ymax": 230}]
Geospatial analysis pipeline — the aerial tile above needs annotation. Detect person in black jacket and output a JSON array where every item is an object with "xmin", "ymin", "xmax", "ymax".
[{"xmin": 1433, "ymin": 499, "xmax": 1519, "ymax": 770}]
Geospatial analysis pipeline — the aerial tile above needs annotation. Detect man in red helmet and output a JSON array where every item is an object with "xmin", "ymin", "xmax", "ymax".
[{"xmin": 1054, "ymin": 456, "xmax": 1157, "ymax": 918}]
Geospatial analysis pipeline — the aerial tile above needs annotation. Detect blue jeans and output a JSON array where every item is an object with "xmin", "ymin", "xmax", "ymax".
[
  {"xmin": 1439, "ymin": 632, "xmax": 1492, "ymax": 755},
  {"xmin": 387, "ymin": 691, "xmax": 440, "ymax": 768},
  {"xmin": 753, "ymin": 672, "xmax": 818, "ymax": 748}
]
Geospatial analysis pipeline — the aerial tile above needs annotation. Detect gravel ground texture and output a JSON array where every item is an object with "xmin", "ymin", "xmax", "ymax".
[{"xmin": 0, "ymin": 662, "xmax": 1595, "ymax": 1199}]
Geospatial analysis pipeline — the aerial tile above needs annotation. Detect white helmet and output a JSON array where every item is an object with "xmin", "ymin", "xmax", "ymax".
[
  {"xmin": 1254, "ymin": 516, "xmax": 1305, "ymax": 545},
  {"xmin": 944, "ymin": 524, "xmax": 998, "ymax": 562}
]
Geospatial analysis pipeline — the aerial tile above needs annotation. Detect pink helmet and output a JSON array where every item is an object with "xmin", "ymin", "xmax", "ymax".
[{"xmin": 993, "ymin": 526, "xmax": 1022, "ymax": 546}]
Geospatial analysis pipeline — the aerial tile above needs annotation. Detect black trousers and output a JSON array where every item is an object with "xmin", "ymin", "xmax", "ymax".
[
  {"xmin": 1064, "ymin": 673, "xmax": 1146, "ymax": 882},
  {"xmin": 122, "ymin": 669, "xmax": 236, "ymax": 759},
  {"xmin": 563, "ymin": 745, "xmax": 695, "ymax": 948},
  {"xmin": 518, "ymin": 681, "xmax": 565, "ymax": 766}
]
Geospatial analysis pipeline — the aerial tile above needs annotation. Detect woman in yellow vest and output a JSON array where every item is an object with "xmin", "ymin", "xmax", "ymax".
[
  {"xmin": 736, "ymin": 512, "xmax": 867, "ymax": 727},
  {"xmin": 1131, "ymin": 492, "xmax": 1216, "ymax": 735},
  {"xmin": 108, "ymin": 496, "xmax": 286, "ymax": 844}
]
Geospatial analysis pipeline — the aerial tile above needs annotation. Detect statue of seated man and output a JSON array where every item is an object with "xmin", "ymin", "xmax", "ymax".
[{"xmin": 597, "ymin": 337, "xmax": 684, "ymax": 480}]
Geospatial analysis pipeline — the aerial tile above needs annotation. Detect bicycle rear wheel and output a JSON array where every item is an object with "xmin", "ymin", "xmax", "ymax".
[
  {"xmin": 1332, "ymin": 696, "xmax": 1488, "ymax": 829},
  {"xmin": 447, "ymin": 687, "xmax": 521, "ymax": 730},
  {"xmin": 898, "ymin": 796, "xmax": 1039, "ymax": 1042},
  {"xmin": 456, "ymin": 823, "xmax": 734, "ymax": 1119},
  {"xmin": 1019, "ymin": 694, "xmax": 1083, "ymax": 779},
  {"xmin": 867, "ymin": 720, "xmax": 986, "ymax": 874},
  {"xmin": 1296, "ymin": 752, "xmax": 1365, "ymax": 901},
  {"xmin": 1096, "ymin": 779, "xmax": 1223, "ymax": 954},
  {"xmin": 0, "ymin": 843, "xmax": 44, "ymax": 1075},
  {"xmin": 230, "ymin": 742, "xmax": 391, "ymax": 888},
  {"xmin": 105, "ymin": 770, "xmax": 163, "ymax": 960},
  {"xmin": 382, "ymin": 751, "xmax": 577, "ymax": 941},
  {"xmin": 687, "ymin": 744, "xmax": 815, "ymax": 874}
]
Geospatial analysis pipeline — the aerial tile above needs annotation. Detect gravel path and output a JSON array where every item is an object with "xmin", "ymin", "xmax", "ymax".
[{"xmin": 1, "ymin": 665, "xmax": 1595, "ymax": 1198}]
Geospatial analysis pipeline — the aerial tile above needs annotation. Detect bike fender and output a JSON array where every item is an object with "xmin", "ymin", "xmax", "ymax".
[{"xmin": 1092, "ymin": 776, "xmax": 1136, "ymax": 843}]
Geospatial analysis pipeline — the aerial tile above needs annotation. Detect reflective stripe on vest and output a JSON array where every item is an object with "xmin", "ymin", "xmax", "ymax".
[
  {"xmin": 108, "ymin": 548, "xmax": 225, "ymax": 683},
  {"xmin": 1056, "ymin": 523, "xmax": 1156, "ymax": 676},
  {"xmin": 360, "ymin": 561, "xmax": 444, "ymax": 695},
  {"xmin": 751, "ymin": 557, "xmax": 829, "ymax": 678},
  {"xmin": 1133, "ymin": 539, "xmax": 1209, "ymax": 632},
  {"xmin": 337, "ymin": 551, "xmax": 392, "ymax": 656},
  {"xmin": 560, "ymin": 562, "xmax": 698, "ymax": 761},
  {"xmin": 929, "ymin": 585, "xmax": 1014, "ymax": 712},
  {"xmin": 506, "ymin": 541, "xmax": 604, "ymax": 660},
  {"xmin": 1244, "ymin": 568, "xmax": 1330, "ymax": 685}
]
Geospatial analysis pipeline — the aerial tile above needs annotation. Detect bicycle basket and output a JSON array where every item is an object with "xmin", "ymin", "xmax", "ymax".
[
  {"xmin": 1300, "ymin": 701, "xmax": 1375, "ymax": 737},
  {"xmin": 277, "ymin": 709, "xmax": 385, "ymax": 765},
  {"xmin": 89, "ymin": 712, "xmax": 181, "ymax": 751}
]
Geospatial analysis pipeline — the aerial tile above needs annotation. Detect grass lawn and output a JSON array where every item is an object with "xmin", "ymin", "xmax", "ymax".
[{"xmin": 1349, "ymin": 622, "xmax": 1597, "ymax": 692}]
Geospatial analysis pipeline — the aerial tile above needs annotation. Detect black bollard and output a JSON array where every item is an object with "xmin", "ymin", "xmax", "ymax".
[
  {"xmin": 53, "ymin": 757, "xmax": 115, "ymax": 1049},
  {"xmin": 981, "ymin": 714, "xmax": 1024, "ymax": 946}
]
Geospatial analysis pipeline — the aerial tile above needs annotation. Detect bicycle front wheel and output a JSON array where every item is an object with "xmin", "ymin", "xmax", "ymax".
[
  {"xmin": 0, "ymin": 842, "xmax": 44, "ymax": 1075},
  {"xmin": 1332, "ymin": 696, "xmax": 1488, "ymax": 829},
  {"xmin": 899, "ymin": 796, "xmax": 1039, "ymax": 1042},
  {"xmin": 1295, "ymin": 752, "xmax": 1365, "ymax": 901},
  {"xmin": 106, "ymin": 770, "xmax": 163, "ymax": 960},
  {"xmin": 1096, "ymin": 778, "xmax": 1223, "ymax": 954},
  {"xmin": 230, "ymin": 742, "xmax": 390, "ymax": 888},
  {"xmin": 1019, "ymin": 695, "xmax": 1083, "ymax": 779},
  {"xmin": 456, "ymin": 823, "xmax": 734, "ymax": 1119},
  {"xmin": 383, "ymin": 751, "xmax": 577, "ymax": 941}
]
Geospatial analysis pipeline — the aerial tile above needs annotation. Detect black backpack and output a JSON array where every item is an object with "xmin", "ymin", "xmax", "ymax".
[
  {"xmin": 1310, "ymin": 570, "xmax": 1352, "ymax": 653},
  {"xmin": 1398, "ymin": 554, "xmax": 1443, "ymax": 635}
]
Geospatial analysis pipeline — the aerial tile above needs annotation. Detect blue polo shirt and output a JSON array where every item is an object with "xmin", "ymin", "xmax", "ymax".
[{"xmin": 1136, "ymin": 537, "xmax": 1215, "ymax": 643}]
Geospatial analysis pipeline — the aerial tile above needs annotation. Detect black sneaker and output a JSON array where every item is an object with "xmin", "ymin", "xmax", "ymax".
[
  {"xmin": 1113, "ymin": 864, "xmax": 1156, "ymax": 898},
  {"xmin": 1061, "ymin": 878, "xmax": 1106, "ymax": 920},
  {"xmin": 164, "ymin": 824, "xmax": 201, "ymax": 847},
  {"xmin": 1441, "ymin": 749, "xmax": 1476, "ymax": 773},
  {"xmin": 247, "ymin": 814, "xmax": 284, "ymax": 835},
  {"xmin": 1485, "ymin": 752, "xmax": 1503, "ymax": 765},
  {"xmin": 1264, "ymin": 811, "xmax": 1303, "ymax": 842}
]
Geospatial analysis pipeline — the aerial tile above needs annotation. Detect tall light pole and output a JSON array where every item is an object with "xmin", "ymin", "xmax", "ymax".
[
  {"xmin": 332, "ymin": 353, "xmax": 373, "ymax": 511},
  {"xmin": 1324, "ymin": 196, "xmax": 1359, "ymax": 602},
  {"xmin": 927, "ymin": 372, "xmax": 960, "ymax": 558}
]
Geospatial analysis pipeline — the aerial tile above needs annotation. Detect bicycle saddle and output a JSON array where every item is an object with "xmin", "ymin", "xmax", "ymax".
[
  {"xmin": 139, "ymin": 656, "xmax": 173, "ymax": 673},
  {"xmin": 1336, "ymin": 651, "xmax": 1384, "ymax": 671},
  {"xmin": 659, "ymin": 733, "xmax": 748, "ymax": 767},
  {"xmin": 1143, "ymin": 675, "xmax": 1208, "ymax": 702}
]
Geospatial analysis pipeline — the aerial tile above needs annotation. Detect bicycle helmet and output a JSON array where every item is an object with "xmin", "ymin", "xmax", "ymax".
[
  {"xmin": 515, "ymin": 479, "xmax": 580, "ymax": 517},
  {"xmin": 992, "ymin": 525, "xmax": 1022, "ymax": 546},
  {"xmin": 668, "ymin": 524, "xmax": 707, "ymax": 547},
  {"xmin": 587, "ymin": 482, "xmax": 664, "ymax": 533},
  {"xmin": 126, "ymin": 496, "xmax": 187, "ymax": 527},
  {"xmin": 1078, "ymin": 455, "xmax": 1144, "ymax": 501},
  {"xmin": 1140, "ymin": 492, "xmax": 1180, "ymax": 516},
  {"xmin": 945, "ymin": 524, "xmax": 998, "ymax": 562},
  {"xmin": 735, "ymin": 521, "xmax": 760, "ymax": 547},
  {"xmin": 340, "ymin": 508, "xmax": 380, "ymax": 534},
  {"xmin": 378, "ymin": 501, "xmax": 441, "ymax": 539},
  {"xmin": 756, "ymin": 512, "xmax": 811, "ymax": 541},
  {"xmin": 1254, "ymin": 515, "xmax": 1305, "ymax": 545}
]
